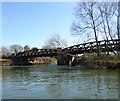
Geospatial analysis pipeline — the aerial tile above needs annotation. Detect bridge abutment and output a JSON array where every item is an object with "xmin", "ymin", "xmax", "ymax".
[{"xmin": 56, "ymin": 53, "xmax": 75, "ymax": 66}]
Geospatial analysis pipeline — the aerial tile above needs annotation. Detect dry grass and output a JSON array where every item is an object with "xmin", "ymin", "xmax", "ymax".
[{"xmin": 75, "ymin": 54, "xmax": 120, "ymax": 69}]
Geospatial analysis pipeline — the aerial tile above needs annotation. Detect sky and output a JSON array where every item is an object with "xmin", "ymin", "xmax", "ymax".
[{"xmin": 2, "ymin": 2, "xmax": 81, "ymax": 48}]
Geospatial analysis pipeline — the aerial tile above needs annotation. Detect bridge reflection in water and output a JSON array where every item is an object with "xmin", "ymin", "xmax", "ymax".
[{"xmin": 10, "ymin": 39, "xmax": 120, "ymax": 65}]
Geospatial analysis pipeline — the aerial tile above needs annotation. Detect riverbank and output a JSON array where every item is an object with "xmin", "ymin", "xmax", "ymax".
[
  {"xmin": 73, "ymin": 54, "xmax": 120, "ymax": 69},
  {"xmin": 29, "ymin": 57, "xmax": 57, "ymax": 65},
  {"xmin": 0, "ymin": 59, "xmax": 12, "ymax": 66},
  {"xmin": 0, "ymin": 57, "xmax": 57, "ymax": 66},
  {"xmin": 1, "ymin": 55, "xmax": 120, "ymax": 70}
]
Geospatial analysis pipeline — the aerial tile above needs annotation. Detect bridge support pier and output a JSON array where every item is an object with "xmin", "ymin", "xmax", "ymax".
[
  {"xmin": 11, "ymin": 57, "xmax": 31, "ymax": 65},
  {"xmin": 56, "ymin": 53, "xmax": 75, "ymax": 66}
]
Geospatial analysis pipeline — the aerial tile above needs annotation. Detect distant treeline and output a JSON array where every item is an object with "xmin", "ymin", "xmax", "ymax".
[{"xmin": 0, "ymin": 44, "xmax": 33, "ymax": 58}]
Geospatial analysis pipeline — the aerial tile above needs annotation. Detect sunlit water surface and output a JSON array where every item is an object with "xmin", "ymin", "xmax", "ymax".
[{"xmin": 2, "ymin": 64, "xmax": 119, "ymax": 99}]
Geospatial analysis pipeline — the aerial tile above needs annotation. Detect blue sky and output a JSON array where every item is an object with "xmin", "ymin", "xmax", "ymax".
[{"xmin": 2, "ymin": 2, "xmax": 81, "ymax": 48}]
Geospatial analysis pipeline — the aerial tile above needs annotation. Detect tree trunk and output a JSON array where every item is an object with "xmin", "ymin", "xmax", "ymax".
[
  {"xmin": 106, "ymin": 16, "xmax": 117, "ymax": 55},
  {"xmin": 100, "ymin": 9, "xmax": 109, "ymax": 55},
  {"xmin": 91, "ymin": 15, "xmax": 100, "ymax": 56}
]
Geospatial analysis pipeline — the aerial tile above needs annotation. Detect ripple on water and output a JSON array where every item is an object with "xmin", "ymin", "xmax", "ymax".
[
  {"xmin": 18, "ymin": 86, "xmax": 28, "ymax": 90},
  {"xmin": 2, "ymin": 65, "xmax": 118, "ymax": 99}
]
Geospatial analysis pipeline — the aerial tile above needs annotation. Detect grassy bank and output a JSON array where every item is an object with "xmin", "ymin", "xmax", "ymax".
[
  {"xmin": 1, "ymin": 57, "xmax": 57, "ymax": 66},
  {"xmin": 74, "ymin": 54, "xmax": 120, "ymax": 69},
  {"xmin": 30, "ymin": 57, "xmax": 57, "ymax": 65}
]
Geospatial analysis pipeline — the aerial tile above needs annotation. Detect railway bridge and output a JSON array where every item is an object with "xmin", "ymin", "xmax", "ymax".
[{"xmin": 10, "ymin": 39, "xmax": 120, "ymax": 65}]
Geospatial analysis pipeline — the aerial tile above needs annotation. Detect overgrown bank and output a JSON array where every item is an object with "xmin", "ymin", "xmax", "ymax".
[
  {"xmin": 1, "ymin": 57, "xmax": 57, "ymax": 66},
  {"xmin": 73, "ymin": 54, "xmax": 120, "ymax": 69},
  {"xmin": 29, "ymin": 57, "xmax": 57, "ymax": 65}
]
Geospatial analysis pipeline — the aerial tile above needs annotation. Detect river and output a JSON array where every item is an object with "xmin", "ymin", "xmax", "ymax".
[{"xmin": 2, "ymin": 64, "xmax": 119, "ymax": 99}]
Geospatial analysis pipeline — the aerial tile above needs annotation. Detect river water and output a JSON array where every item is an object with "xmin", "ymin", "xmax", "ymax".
[{"xmin": 2, "ymin": 64, "xmax": 119, "ymax": 99}]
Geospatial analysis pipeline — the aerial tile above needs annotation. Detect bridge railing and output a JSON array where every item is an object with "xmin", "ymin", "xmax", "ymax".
[
  {"xmin": 11, "ymin": 39, "xmax": 120, "ymax": 58},
  {"xmin": 62, "ymin": 39, "xmax": 120, "ymax": 54}
]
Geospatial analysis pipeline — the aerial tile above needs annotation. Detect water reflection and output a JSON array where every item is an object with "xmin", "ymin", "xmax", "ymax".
[{"xmin": 2, "ymin": 65, "xmax": 118, "ymax": 99}]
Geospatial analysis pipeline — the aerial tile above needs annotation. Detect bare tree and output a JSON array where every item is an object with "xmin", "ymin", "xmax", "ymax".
[
  {"xmin": 98, "ymin": 2, "xmax": 117, "ymax": 40},
  {"xmin": 31, "ymin": 47, "xmax": 38, "ymax": 50},
  {"xmin": 97, "ymin": 3, "xmax": 109, "ymax": 40},
  {"xmin": 71, "ymin": 2, "xmax": 101, "ymax": 56},
  {"xmin": 10, "ymin": 44, "xmax": 23, "ymax": 54},
  {"xmin": 97, "ymin": 2, "xmax": 117, "ymax": 55},
  {"xmin": 0, "ymin": 47, "xmax": 10, "ymax": 57},
  {"xmin": 71, "ymin": 2, "xmax": 118, "ymax": 56},
  {"xmin": 117, "ymin": 1, "xmax": 120, "ymax": 40},
  {"xmin": 24, "ymin": 45, "xmax": 30, "ymax": 51},
  {"xmin": 42, "ymin": 34, "xmax": 67, "ymax": 49}
]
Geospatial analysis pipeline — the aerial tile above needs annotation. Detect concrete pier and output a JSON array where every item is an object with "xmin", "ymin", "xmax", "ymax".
[{"xmin": 56, "ymin": 52, "xmax": 75, "ymax": 66}]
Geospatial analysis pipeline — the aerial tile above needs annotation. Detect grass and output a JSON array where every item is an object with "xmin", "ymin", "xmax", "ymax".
[{"xmin": 74, "ymin": 54, "xmax": 120, "ymax": 69}]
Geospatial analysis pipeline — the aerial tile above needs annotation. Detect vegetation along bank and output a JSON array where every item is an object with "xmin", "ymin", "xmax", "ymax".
[{"xmin": 73, "ymin": 54, "xmax": 120, "ymax": 69}]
